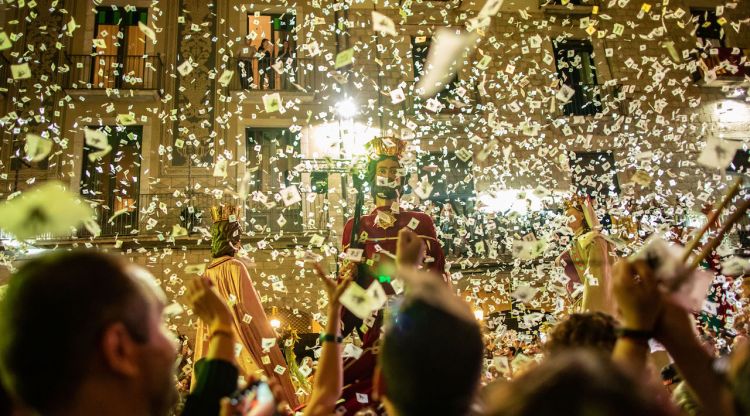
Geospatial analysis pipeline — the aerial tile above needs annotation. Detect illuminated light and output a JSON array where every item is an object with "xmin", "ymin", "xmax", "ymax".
[
  {"xmin": 716, "ymin": 100, "xmax": 750, "ymax": 124},
  {"xmin": 270, "ymin": 318, "xmax": 281, "ymax": 329},
  {"xmin": 474, "ymin": 309, "xmax": 484, "ymax": 321},
  {"xmin": 336, "ymin": 98, "xmax": 358, "ymax": 119},
  {"xmin": 308, "ymin": 121, "xmax": 380, "ymax": 158},
  {"xmin": 378, "ymin": 275, "xmax": 391, "ymax": 283},
  {"xmin": 477, "ymin": 189, "xmax": 545, "ymax": 215}
]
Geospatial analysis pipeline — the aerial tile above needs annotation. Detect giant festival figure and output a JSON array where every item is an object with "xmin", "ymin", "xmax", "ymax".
[
  {"xmin": 557, "ymin": 196, "xmax": 614, "ymax": 315},
  {"xmin": 192, "ymin": 205, "xmax": 299, "ymax": 407},
  {"xmin": 337, "ymin": 138, "xmax": 447, "ymax": 414}
]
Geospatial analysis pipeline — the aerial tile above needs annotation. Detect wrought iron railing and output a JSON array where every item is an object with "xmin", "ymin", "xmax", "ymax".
[
  {"xmin": 227, "ymin": 56, "xmax": 319, "ymax": 93},
  {"xmin": 0, "ymin": 54, "xmax": 9, "ymax": 94},
  {"xmin": 77, "ymin": 190, "xmax": 330, "ymax": 238},
  {"xmin": 63, "ymin": 54, "xmax": 164, "ymax": 92}
]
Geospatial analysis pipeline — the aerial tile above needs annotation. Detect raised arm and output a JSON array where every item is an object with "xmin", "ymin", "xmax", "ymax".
[
  {"xmin": 304, "ymin": 264, "xmax": 351, "ymax": 416},
  {"xmin": 655, "ymin": 296, "xmax": 736, "ymax": 416}
]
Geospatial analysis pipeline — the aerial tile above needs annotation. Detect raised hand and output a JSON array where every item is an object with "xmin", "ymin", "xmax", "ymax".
[
  {"xmin": 397, "ymin": 228, "xmax": 425, "ymax": 267},
  {"xmin": 314, "ymin": 262, "xmax": 352, "ymax": 310},
  {"xmin": 612, "ymin": 259, "xmax": 662, "ymax": 331},
  {"xmin": 185, "ymin": 277, "xmax": 233, "ymax": 330}
]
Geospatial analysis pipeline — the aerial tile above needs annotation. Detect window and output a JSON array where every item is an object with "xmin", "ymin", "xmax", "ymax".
[
  {"xmin": 729, "ymin": 149, "xmax": 750, "ymax": 174},
  {"xmin": 246, "ymin": 128, "xmax": 300, "ymax": 191},
  {"xmin": 411, "ymin": 36, "xmax": 459, "ymax": 106},
  {"xmin": 80, "ymin": 126, "xmax": 143, "ymax": 235},
  {"xmin": 92, "ymin": 7, "xmax": 149, "ymax": 89},
  {"xmin": 418, "ymin": 151, "xmax": 475, "ymax": 206},
  {"xmin": 571, "ymin": 151, "xmax": 620, "ymax": 197},
  {"xmin": 310, "ymin": 171, "xmax": 329, "ymax": 194},
  {"xmin": 240, "ymin": 14, "xmax": 296, "ymax": 90},
  {"xmin": 691, "ymin": 8, "xmax": 725, "ymax": 47},
  {"xmin": 0, "ymin": 54, "xmax": 9, "ymax": 93},
  {"xmin": 553, "ymin": 39, "xmax": 601, "ymax": 116},
  {"xmin": 245, "ymin": 127, "xmax": 302, "ymax": 232}
]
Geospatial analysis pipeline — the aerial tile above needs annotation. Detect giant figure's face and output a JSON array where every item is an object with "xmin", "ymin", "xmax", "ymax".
[
  {"xmin": 374, "ymin": 158, "xmax": 402, "ymax": 201},
  {"xmin": 566, "ymin": 207, "xmax": 585, "ymax": 233}
]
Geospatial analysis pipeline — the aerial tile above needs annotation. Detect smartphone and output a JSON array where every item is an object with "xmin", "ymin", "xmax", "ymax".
[{"xmin": 231, "ymin": 381, "xmax": 276, "ymax": 416}]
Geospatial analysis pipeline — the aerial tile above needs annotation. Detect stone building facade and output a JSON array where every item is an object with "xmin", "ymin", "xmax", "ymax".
[{"xmin": 0, "ymin": 0, "xmax": 748, "ymax": 338}]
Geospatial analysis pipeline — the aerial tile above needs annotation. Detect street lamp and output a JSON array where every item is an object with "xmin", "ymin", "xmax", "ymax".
[{"xmin": 336, "ymin": 98, "xmax": 358, "ymax": 119}]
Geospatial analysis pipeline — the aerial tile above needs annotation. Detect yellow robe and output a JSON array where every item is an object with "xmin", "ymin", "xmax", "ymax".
[
  {"xmin": 573, "ymin": 232, "xmax": 614, "ymax": 315},
  {"xmin": 193, "ymin": 256, "xmax": 299, "ymax": 407}
]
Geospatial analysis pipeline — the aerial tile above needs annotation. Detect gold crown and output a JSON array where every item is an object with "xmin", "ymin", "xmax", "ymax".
[
  {"xmin": 210, "ymin": 205, "xmax": 241, "ymax": 222},
  {"xmin": 563, "ymin": 196, "xmax": 585, "ymax": 212},
  {"xmin": 366, "ymin": 137, "xmax": 407, "ymax": 160}
]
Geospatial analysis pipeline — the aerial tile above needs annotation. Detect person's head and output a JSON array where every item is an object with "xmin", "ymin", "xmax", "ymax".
[
  {"xmin": 211, "ymin": 220, "xmax": 242, "ymax": 258},
  {"xmin": 660, "ymin": 363, "xmax": 682, "ymax": 393},
  {"xmin": 485, "ymin": 350, "xmax": 669, "ymax": 416},
  {"xmin": 260, "ymin": 38, "xmax": 271, "ymax": 49},
  {"xmin": 376, "ymin": 269, "xmax": 484, "ymax": 416},
  {"xmin": 544, "ymin": 312, "xmax": 617, "ymax": 356},
  {"xmin": 366, "ymin": 155, "xmax": 404, "ymax": 203},
  {"xmin": 0, "ymin": 251, "xmax": 178, "ymax": 415}
]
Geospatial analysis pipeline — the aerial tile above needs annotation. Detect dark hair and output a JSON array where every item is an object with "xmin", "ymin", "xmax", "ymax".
[
  {"xmin": 544, "ymin": 312, "xmax": 617, "ymax": 356},
  {"xmin": 0, "ymin": 251, "xmax": 150, "ymax": 413},
  {"xmin": 660, "ymin": 363, "xmax": 681, "ymax": 385},
  {"xmin": 486, "ymin": 350, "xmax": 668, "ymax": 416},
  {"xmin": 211, "ymin": 221, "xmax": 241, "ymax": 258},
  {"xmin": 381, "ymin": 298, "xmax": 483, "ymax": 416}
]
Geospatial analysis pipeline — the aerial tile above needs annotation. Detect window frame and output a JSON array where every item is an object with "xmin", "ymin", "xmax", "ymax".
[
  {"xmin": 570, "ymin": 150, "xmax": 620, "ymax": 197},
  {"xmin": 690, "ymin": 8, "xmax": 726, "ymax": 47},
  {"xmin": 553, "ymin": 39, "xmax": 602, "ymax": 116}
]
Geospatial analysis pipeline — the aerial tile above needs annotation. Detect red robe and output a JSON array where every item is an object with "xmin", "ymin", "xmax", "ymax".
[{"xmin": 337, "ymin": 206, "xmax": 446, "ymax": 414}]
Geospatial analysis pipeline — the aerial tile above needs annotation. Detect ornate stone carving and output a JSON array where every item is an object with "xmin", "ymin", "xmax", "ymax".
[{"xmin": 171, "ymin": 0, "xmax": 217, "ymax": 167}]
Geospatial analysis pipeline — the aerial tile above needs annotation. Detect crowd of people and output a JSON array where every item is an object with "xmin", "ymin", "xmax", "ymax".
[{"xmin": 0, "ymin": 225, "xmax": 748, "ymax": 416}]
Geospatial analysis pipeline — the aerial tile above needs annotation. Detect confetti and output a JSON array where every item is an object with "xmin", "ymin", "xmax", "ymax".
[
  {"xmin": 138, "ymin": 21, "xmax": 156, "ymax": 44},
  {"xmin": 0, "ymin": 32, "xmax": 12, "ymax": 50},
  {"xmin": 372, "ymin": 11, "xmax": 397, "ymax": 36},
  {"xmin": 177, "ymin": 59, "xmax": 193, "ymax": 76},
  {"xmin": 416, "ymin": 27, "xmax": 479, "ymax": 98},
  {"xmin": 262, "ymin": 92, "xmax": 281, "ymax": 113},
  {"xmin": 279, "ymin": 185, "xmax": 302, "ymax": 207},
  {"xmin": 0, "ymin": 182, "xmax": 93, "ymax": 240},
  {"xmin": 11, "ymin": 63, "xmax": 31, "ymax": 80},
  {"xmin": 335, "ymin": 48, "xmax": 355, "ymax": 69},
  {"xmin": 23, "ymin": 134, "xmax": 52, "ymax": 163}
]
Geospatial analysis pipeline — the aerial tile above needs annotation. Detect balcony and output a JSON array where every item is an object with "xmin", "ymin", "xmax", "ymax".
[
  {"xmin": 62, "ymin": 54, "xmax": 164, "ymax": 98},
  {"xmin": 75, "ymin": 191, "xmax": 330, "ymax": 241},
  {"xmin": 226, "ymin": 57, "xmax": 320, "ymax": 99},
  {"xmin": 551, "ymin": 83, "xmax": 627, "ymax": 118},
  {"xmin": 691, "ymin": 47, "xmax": 750, "ymax": 87}
]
